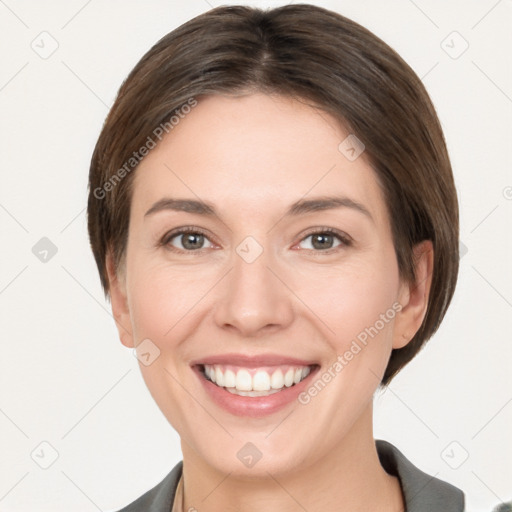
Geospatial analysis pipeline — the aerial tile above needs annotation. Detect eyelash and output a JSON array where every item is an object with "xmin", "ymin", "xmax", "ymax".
[{"xmin": 159, "ymin": 225, "xmax": 352, "ymax": 254}]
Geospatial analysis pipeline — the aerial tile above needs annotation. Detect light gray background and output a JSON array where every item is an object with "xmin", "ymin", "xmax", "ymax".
[{"xmin": 0, "ymin": 1, "xmax": 511, "ymax": 511}]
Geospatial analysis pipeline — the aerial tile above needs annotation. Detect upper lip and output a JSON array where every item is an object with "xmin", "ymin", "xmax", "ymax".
[{"xmin": 190, "ymin": 353, "xmax": 318, "ymax": 368}]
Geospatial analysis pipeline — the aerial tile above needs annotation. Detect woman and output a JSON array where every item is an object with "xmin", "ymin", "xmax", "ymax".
[{"xmin": 88, "ymin": 4, "xmax": 465, "ymax": 511}]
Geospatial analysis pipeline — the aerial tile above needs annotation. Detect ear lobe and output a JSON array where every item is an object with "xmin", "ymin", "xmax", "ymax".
[
  {"xmin": 106, "ymin": 250, "xmax": 134, "ymax": 348},
  {"xmin": 392, "ymin": 240, "xmax": 434, "ymax": 349}
]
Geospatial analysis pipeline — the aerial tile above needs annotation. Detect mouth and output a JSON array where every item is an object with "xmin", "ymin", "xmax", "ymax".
[
  {"xmin": 196, "ymin": 363, "xmax": 318, "ymax": 397},
  {"xmin": 191, "ymin": 354, "xmax": 320, "ymax": 419},
  {"xmin": 189, "ymin": 353, "xmax": 321, "ymax": 417}
]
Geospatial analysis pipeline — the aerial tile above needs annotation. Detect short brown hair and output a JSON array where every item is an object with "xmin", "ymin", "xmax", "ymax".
[{"xmin": 87, "ymin": 3, "xmax": 459, "ymax": 386}]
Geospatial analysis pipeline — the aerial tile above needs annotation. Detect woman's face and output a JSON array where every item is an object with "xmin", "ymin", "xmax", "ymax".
[{"xmin": 109, "ymin": 92, "xmax": 430, "ymax": 477}]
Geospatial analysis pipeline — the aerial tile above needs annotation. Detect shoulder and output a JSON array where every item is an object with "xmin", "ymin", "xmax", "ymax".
[
  {"xmin": 376, "ymin": 439, "xmax": 465, "ymax": 511},
  {"xmin": 114, "ymin": 460, "xmax": 183, "ymax": 512}
]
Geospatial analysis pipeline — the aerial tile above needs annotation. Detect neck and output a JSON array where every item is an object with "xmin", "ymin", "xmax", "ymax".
[{"xmin": 180, "ymin": 402, "xmax": 404, "ymax": 512}]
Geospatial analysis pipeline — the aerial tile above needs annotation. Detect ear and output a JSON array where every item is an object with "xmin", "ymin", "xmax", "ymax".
[
  {"xmin": 392, "ymin": 240, "xmax": 434, "ymax": 349},
  {"xmin": 106, "ymin": 250, "xmax": 135, "ymax": 348}
]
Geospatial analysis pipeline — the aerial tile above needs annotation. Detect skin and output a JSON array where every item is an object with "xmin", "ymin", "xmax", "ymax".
[{"xmin": 107, "ymin": 92, "xmax": 433, "ymax": 512}]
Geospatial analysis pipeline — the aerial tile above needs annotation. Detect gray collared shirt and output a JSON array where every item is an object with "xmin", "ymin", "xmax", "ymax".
[{"xmin": 114, "ymin": 439, "xmax": 465, "ymax": 511}]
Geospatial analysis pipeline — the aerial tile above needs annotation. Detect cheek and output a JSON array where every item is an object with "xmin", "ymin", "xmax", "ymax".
[
  {"xmin": 301, "ymin": 254, "xmax": 399, "ymax": 326},
  {"xmin": 124, "ymin": 263, "xmax": 202, "ymax": 429},
  {"xmin": 127, "ymin": 266, "xmax": 198, "ymax": 343},
  {"xmin": 292, "ymin": 259, "xmax": 400, "ymax": 422},
  {"xmin": 293, "ymin": 255, "xmax": 400, "ymax": 355}
]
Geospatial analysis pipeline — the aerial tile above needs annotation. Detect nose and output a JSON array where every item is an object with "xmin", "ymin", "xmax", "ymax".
[{"xmin": 212, "ymin": 239, "xmax": 294, "ymax": 337}]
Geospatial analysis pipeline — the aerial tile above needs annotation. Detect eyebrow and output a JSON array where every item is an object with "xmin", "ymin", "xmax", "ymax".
[{"xmin": 144, "ymin": 195, "xmax": 373, "ymax": 222}]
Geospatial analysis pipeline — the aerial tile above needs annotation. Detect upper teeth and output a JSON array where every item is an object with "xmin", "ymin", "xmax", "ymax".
[{"xmin": 203, "ymin": 364, "xmax": 311, "ymax": 392}]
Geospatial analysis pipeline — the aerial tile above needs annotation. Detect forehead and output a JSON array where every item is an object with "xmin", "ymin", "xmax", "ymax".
[{"xmin": 132, "ymin": 93, "xmax": 386, "ymax": 224}]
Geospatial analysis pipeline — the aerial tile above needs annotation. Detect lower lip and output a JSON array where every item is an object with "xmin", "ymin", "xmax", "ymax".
[{"xmin": 192, "ymin": 364, "xmax": 320, "ymax": 418}]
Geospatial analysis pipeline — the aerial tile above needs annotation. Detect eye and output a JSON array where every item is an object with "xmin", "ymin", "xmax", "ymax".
[
  {"xmin": 161, "ymin": 227, "xmax": 215, "ymax": 252},
  {"xmin": 160, "ymin": 226, "xmax": 352, "ymax": 254},
  {"xmin": 296, "ymin": 228, "xmax": 352, "ymax": 252}
]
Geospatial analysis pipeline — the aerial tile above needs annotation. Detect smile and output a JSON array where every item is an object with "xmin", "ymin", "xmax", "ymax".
[{"xmin": 201, "ymin": 364, "xmax": 313, "ymax": 397}]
